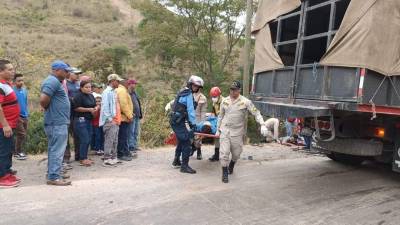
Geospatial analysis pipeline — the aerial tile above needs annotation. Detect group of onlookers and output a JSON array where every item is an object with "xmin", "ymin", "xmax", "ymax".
[{"xmin": 0, "ymin": 59, "xmax": 142, "ymax": 187}]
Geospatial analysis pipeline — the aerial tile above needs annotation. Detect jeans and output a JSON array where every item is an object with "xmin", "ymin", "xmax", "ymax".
[
  {"xmin": 303, "ymin": 135, "xmax": 312, "ymax": 149},
  {"xmin": 117, "ymin": 122, "xmax": 130, "ymax": 157},
  {"xmin": 73, "ymin": 117, "xmax": 93, "ymax": 160},
  {"xmin": 128, "ymin": 117, "xmax": 140, "ymax": 151},
  {"xmin": 171, "ymin": 121, "xmax": 193, "ymax": 161},
  {"xmin": 91, "ymin": 126, "xmax": 104, "ymax": 151},
  {"xmin": 285, "ymin": 121, "xmax": 293, "ymax": 137},
  {"xmin": 45, "ymin": 125, "xmax": 68, "ymax": 180},
  {"xmin": 0, "ymin": 129, "xmax": 14, "ymax": 177}
]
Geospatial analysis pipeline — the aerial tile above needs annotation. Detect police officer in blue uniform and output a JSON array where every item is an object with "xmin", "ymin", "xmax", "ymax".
[{"xmin": 170, "ymin": 76, "xmax": 203, "ymax": 174}]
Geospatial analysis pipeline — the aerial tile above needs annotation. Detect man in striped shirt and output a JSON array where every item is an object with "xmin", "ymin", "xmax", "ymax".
[{"xmin": 0, "ymin": 59, "xmax": 21, "ymax": 188}]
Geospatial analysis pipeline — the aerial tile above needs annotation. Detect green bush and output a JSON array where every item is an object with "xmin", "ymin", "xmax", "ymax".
[
  {"xmin": 140, "ymin": 93, "xmax": 172, "ymax": 148},
  {"xmin": 24, "ymin": 111, "xmax": 47, "ymax": 154}
]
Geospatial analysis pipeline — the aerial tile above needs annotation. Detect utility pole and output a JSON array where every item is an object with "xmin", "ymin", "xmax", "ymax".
[{"xmin": 243, "ymin": 0, "xmax": 253, "ymax": 97}]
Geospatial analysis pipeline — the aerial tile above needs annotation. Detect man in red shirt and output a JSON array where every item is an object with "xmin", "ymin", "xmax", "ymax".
[{"xmin": 0, "ymin": 59, "xmax": 21, "ymax": 188}]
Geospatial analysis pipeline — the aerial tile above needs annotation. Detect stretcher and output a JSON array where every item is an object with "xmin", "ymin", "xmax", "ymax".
[{"xmin": 164, "ymin": 132, "xmax": 219, "ymax": 146}]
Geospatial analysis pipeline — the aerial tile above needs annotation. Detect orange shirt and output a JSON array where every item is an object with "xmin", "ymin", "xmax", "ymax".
[{"xmin": 113, "ymin": 94, "xmax": 122, "ymax": 125}]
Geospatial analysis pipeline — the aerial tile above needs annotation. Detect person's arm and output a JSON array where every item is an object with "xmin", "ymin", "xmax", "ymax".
[
  {"xmin": 0, "ymin": 89, "xmax": 12, "ymax": 137},
  {"xmin": 72, "ymin": 94, "xmax": 95, "ymax": 113},
  {"xmin": 101, "ymin": 92, "xmax": 112, "ymax": 119},
  {"xmin": 40, "ymin": 79, "xmax": 56, "ymax": 110},
  {"xmin": 117, "ymin": 89, "xmax": 133, "ymax": 121},
  {"xmin": 39, "ymin": 93, "xmax": 51, "ymax": 109},
  {"xmin": 246, "ymin": 99, "xmax": 264, "ymax": 125},
  {"xmin": 185, "ymin": 94, "xmax": 196, "ymax": 126},
  {"xmin": 25, "ymin": 89, "xmax": 29, "ymax": 116},
  {"xmin": 199, "ymin": 95, "xmax": 207, "ymax": 121},
  {"xmin": 0, "ymin": 105, "xmax": 12, "ymax": 138},
  {"xmin": 216, "ymin": 100, "xmax": 226, "ymax": 134}
]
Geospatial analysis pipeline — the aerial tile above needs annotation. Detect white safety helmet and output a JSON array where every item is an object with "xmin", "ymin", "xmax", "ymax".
[{"xmin": 188, "ymin": 75, "xmax": 204, "ymax": 88}]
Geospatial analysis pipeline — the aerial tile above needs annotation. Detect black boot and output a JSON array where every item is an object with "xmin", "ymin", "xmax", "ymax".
[
  {"xmin": 222, "ymin": 167, "xmax": 229, "ymax": 183},
  {"xmin": 172, "ymin": 156, "xmax": 181, "ymax": 168},
  {"xmin": 180, "ymin": 158, "xmax": 196, "ymax": 174},
  {"xmin": 209, "ymin": 148, "xmax": 220, "ymax": 162},
  {"xmin": 197, "ymin": 148, "xmax": 202, "ymax": 160},
  {"xmin": 190, "ymin": 143, "xmax": 196, "ymax": 157},
  {"xmin": 228, "ymin": 160, "xmax": 236, "ymax": 174}
]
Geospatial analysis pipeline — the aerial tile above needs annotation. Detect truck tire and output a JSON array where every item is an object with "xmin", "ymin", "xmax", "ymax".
[
  {"xmin": 392, "ymin": 132, "xmax": 400, "ymax": 173},
  {"xmin": 326, "ymin": 152, "xmax": 365, "ymax": 165}
]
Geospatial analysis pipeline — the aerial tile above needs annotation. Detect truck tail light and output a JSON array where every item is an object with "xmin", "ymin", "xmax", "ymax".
[{"xmin": 375, "ymin": 128, "xmax": 385, "ymax": 138}]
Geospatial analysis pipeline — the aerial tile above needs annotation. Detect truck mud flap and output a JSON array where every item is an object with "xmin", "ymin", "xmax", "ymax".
[
  {"xmin": 316, "ymin": 138, "xmax": 383, "ymax": 157},
  {"xmin": 253, "ymin": 101, "xmax": 332, "ymax": 118}
]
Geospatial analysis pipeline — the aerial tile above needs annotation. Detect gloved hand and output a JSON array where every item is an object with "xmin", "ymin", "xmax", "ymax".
[
  {"xmin": 260, "ymin": 125, "xmax": 268, "ymax": 137},
  {"xmin": 215, "ymin": 130, "xmax": 220, "ymax": 137},
  {"xmin": 165, "ymin": 103, "xmax": 171, "ymax": 112},
  {"xmin": 189, "ymin": 123, "xmax": 197, "ymax": 132}
]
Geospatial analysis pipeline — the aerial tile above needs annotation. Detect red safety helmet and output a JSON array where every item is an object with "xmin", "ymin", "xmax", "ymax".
[{"xmin": 210, "ymin": 86, "xmax": 222, "ymax": 97}]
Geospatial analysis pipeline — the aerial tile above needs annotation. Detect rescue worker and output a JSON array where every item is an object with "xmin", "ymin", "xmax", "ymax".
[
  {"xmin": 208, "ymin": 86, "xmax": 224, "ymax": 162},
  {"xmin": 264, "ymin": 117, "xmax": 280, "ymax": 142},
  {"xmin": 170, "ymin": 76, "xmax": 203, "ymax": 174},
  {"xmin": 217, "ymin": 80, "xmax": 268, "ymax": 183},
  {"xmin": 191, "ymin": 79, "xmax": 207, "ymax": 160}
]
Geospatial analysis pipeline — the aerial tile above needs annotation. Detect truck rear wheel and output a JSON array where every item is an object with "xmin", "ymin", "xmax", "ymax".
[{"xmin": 326, "ymin": 152, "xmax": 365, "ymax": 165}]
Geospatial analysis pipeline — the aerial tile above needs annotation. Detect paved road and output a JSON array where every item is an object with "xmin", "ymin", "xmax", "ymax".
[{"xmin": 1, "ymin": 144, "xmax": 400, "ymax": 225}]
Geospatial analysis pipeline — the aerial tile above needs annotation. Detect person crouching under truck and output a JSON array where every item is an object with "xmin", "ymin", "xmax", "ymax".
[
  {"xmin": 170, "ymin": 76, "xmax": 202, "ymax": 174},
  {"xmin": 264, "ymin": 118, "xmax": 280, "ymax": 143},
  {"xmin": 217, "ymin": 80, "xmax": 268, "ymax": 183}
]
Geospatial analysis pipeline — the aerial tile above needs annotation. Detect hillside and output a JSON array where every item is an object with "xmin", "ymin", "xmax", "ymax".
[{"xmin": 0, "ymin": 0, "xmax": 145, "ymax": 95}]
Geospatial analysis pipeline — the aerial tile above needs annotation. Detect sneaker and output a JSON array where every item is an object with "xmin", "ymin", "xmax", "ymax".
[
  {"xmin": 111, "ymin": 158, "xmax": 122, "ymax": 164},
  {"xmin": 0, "ymin": 175, "xmax": 19, "ymax": 188},
  {"xmin": 62, "ymin": 163, "xmax": 73, "ymax": 170},
  {"xmin": 9, "ymin": 169, "xmax": 17, "ymax": 175},
  {"xmin": 46, "ymin": 179, "xmax": 71, "ymax": 186},
  {"xmin": 14, "ymin": 153, "xmax": 27, "ymax": 160},
  {"xmin": 102, "ymin": 159, "xmax": 116, "ymax": 167},
  {"xmin": 4, "ymin": 174, "xmax": 21, "ymax": 182},
  {"xmin": 118, "ymin": 155, "xmax": 133, "ymax": 161},
  {"xmin": 96, "ymin": 150, "xmax": 104, "ymax": 156},
  {"xmin": 61, "ymin": 174, "xmax": 70, "ymax": 179}
]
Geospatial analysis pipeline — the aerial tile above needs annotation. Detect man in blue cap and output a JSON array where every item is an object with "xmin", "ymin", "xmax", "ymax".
[{"xmin": 40, "ymin": 60, "xmax": 73, "ymax": 186}]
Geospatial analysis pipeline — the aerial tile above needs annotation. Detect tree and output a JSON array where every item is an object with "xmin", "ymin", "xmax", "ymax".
[
  {"xmin": 137, "ymin": 0, "xmax": 246, "ymax": 87},
  {"xmin": 79, "ymin": 45, "xmax": 131, "ymax": 82}
]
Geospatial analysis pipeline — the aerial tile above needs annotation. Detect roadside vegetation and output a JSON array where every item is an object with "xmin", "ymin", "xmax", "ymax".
[{"xmin": 1, "ymin": 0, "xmax": 260, "ymax": 153}]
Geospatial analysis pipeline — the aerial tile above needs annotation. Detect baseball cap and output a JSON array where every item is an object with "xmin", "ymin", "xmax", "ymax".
[
  {"xmin": 107, "ymin": 74, "xmax": 124, "ymax": 82},
  {"xmin": 127, "ymin": 79, "xmax": 137, "ymax": 85},
  {"xmin": 51, "ymin": 60, "xmax": 72, "ymax": 72},
  {"xmin": 93, "ymin": 92, "xmax": 102, "ymax": 98},
  {"xmin": 79, "ymin": 75, "xmax": 91, "ymax": 82},
  {"xmin": 230, "ymin": 80, "xmax": 241, "ymax": 90},
  {"xmin": 70, "ymin": 67, "xmax": 83, "ymax": 74}
]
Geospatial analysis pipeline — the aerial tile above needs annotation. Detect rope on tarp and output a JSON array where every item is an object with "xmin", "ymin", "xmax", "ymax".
[
  {"xmin": 388, "ymin": 76, "xmax": 400, "ymax": 102},
  {"xmin": 312, "ymin": 62, "xmax": 318, "ymax": 82},
  {"xmin": 368, "ymin": 76, "xmax": 387, "ymax": 120}
]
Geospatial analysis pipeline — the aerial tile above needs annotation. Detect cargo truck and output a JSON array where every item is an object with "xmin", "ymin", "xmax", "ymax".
[{"xmin": 251, "ymin": 0, "xmax": 400, "ymax": 171}]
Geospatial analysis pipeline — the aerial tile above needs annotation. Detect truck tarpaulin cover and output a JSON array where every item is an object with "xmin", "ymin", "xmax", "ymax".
[
  {"xmin": 252, "ymin": 0, "xmax": 301, "ymax": 74},
  {"xmin": 321, "ymin": 0, "xmax": 400, "ymax": 76}
]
